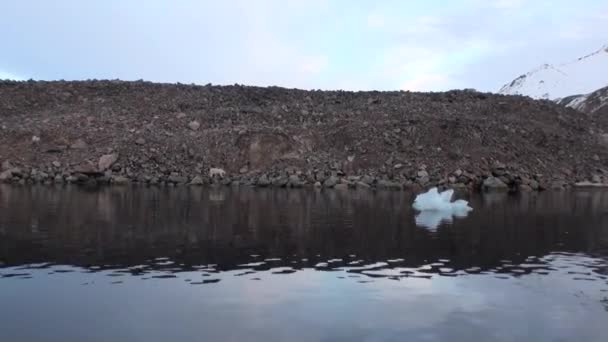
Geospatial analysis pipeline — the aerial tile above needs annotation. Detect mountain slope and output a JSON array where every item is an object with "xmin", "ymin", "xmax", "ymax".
[
  {"xmin": 0, "ymin": 80, "xmax": 607, "ymax": 190},
  {"xmin": 499, "ymin": 45, "xmax": 608, "ymax": 100}
]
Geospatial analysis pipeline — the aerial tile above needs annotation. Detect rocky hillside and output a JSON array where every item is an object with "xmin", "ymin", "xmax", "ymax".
[
  {"xmin": 558, "ymin": 85, "xmax": 608, "ymax": 127},
  {"xmin": 0, "ymin": 80, "xmax": 607, "ymax": 191}
]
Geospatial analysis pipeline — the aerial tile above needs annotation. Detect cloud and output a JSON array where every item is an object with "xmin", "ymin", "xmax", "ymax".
[
  {"xmin": 0, "ymin": 70, "xmax": 23, "ymax": 80},
  {"xmin": 366, "ymin": 12, "xmax": 386, "ymax": 28},
  {"xmin": 493, "ymin": 0, "xmax": 525, "ymax": 9},
  {"xmin": 401, "ymin": 74, "xmax": 450, "ymax": 92},
  {"xmin": 298, "ymin": 56, "xmax": 328, "ymax": 74}
]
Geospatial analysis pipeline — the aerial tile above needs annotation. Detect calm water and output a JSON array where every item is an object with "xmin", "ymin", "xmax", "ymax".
[{"xmin": 1, "ymin": 185, "xmax": 607, "ymax": 342}]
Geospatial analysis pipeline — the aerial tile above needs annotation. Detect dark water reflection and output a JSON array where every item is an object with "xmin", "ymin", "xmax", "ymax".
[{"xmin": 1, "ymin": 185, "xmax": 608, "ymax": 342}]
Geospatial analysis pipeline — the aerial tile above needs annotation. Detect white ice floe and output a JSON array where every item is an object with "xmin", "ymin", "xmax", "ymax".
[{"xmin": 412, "ymin": 187, "xmax": 472, "ymax": 229}]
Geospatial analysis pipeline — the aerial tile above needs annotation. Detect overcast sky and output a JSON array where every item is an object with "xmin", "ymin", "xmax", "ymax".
[{"xmin": 1, "ymin": 0, "xmax": 607, "ymax": 92}]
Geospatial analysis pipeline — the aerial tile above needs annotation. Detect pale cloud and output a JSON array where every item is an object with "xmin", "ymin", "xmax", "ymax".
[
  {"xmin": 0, "ymin": 70, "xmax": 23, "ymax": 80},
  {"xmin": 298, "ymin": 56, "xmax": 328, "ymax": 74},
  {"xmin": 493, "ymin": 0, "xmax": 525, "ymax": 9},
  {"xmin": 401, "ymin": 74, "xmax": 450, "ymax": 91},
  {"xmin": 366, "ymin": 12, "xmax": 385, "ymax": 28}
]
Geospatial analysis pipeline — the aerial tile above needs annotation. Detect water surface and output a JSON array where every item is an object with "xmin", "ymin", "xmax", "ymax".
[{"xmin": 1, "ymin": 185, "xmax": 607, "ymax": 341}]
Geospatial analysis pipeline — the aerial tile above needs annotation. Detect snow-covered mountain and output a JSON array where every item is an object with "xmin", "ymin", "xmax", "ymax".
[
  {"xmin": 557, "ymin": 85, "xmax": 608, "ymax": 115},
  {"xmin": 499, "ymin": 44, "xmax": 608, "ymax": 100}
]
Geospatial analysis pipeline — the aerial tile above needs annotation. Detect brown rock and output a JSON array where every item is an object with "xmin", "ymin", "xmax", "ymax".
[{"xmin": 98, "ymin": 153, "xmax": 119, "ymax": 171}]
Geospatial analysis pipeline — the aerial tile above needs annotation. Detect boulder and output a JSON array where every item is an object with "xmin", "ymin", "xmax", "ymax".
[
  {"xmin": 334, "ymin": 183, "xmax": 349, "ymax": 190},
  {"xmin": 323, "ymin": 175, "xmax": 339, "ymax": 188},
  {"xmin": 482, "ymin": 176, "xmax": 508, "ymax": 191},
  {"xmin": 257, "ymin": 174, "xmax": 271, "ymax": 187},
  {"xmin": 190, "ymin": 175, "xmax": 204, "ymax": 185},
  {"xmin": 188, "ymin": 120, "xmax": 200, "ymax": 131},
  {"xmin": 111, "ymin": 175, "xmax": 130, "ymax": 185},
  {"xmin": 98, "ymin": 153, "xmax": 119, "ymax": 171}
]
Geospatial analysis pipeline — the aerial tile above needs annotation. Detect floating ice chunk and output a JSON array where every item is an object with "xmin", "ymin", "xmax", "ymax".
[{"xmin": 412, "ymin": 188, "xmax": 472, "ymax": 229}]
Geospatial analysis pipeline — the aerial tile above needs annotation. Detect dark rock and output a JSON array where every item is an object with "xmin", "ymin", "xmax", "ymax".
[
  {"xmin": 334, "ymin": 183, "xmax": 348, "ymax": 190},
  {"xmin": 356, "ymin": 181, "xmax": 371, "ymax": 189},
  {"xmin": 323, "ymin": 175, "xmax": 339, "ymax": 188},
  {"xmin": 257, "ymin": 174, "xmax": 271, "ymax": 187},
  {"xmin": 272, "ymin": 176, "xmax": 289, "ymax": 187},
  {"xmin": 190, "ymin": 175, "xmax": 204, "ymax": 185},
  {"xmin": 288, "ymin": 174, "xmax": 304, "ymax": 188},
  {"xmin": 377, "ymin": 179, "xmax": 402, "ymax": 190},
  {"xmin": 111, "ymin": 175, "xmax": 129, "ymax": 185}
]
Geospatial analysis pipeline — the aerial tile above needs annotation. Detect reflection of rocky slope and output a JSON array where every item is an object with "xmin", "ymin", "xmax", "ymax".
[
  {"xmin": 1, "ymin": 186, "xmax": 607, "ymax": 271},
  {"xmin": 0, "ymin": 81, "xmax": 607, "ymax": 190}
]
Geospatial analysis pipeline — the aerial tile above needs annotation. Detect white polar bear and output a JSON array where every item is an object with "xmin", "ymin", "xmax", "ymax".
[{"xmin": 209, "ymin": 167, "xmax": 226, "ymax": 179}]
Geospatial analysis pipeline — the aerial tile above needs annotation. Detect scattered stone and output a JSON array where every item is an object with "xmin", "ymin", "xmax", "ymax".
[
  {"xmin": 591, "ymin": 175, "xmax": 602, "ymax": 183},
  {"xmin": 52, "ymin": 161, "xmax": 61, "ymax": 168},
  {"xmin": 32, "ymin": 135, "xmax": 41, "ymax": 143},
  {"xmin": 135, "ymin": 138, "xmax": 146, "ymax": 145},
  {"xmin": 176, "ymin": 112, "xmax": 187, "ymax": 119},
  {"xmin": 188, "ymin": 120, "xmax": 200, "ymax": 131}
]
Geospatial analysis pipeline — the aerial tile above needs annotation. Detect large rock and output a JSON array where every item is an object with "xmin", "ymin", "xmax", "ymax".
[
  {"xmin": 1, "ymin": 160, "xmax": 12, "ymax": 171},
  {"xmin": 323, "ymin": 175, "xmax": 339, "ymax": 188},
  {"xmin": 288, "ymin": 174, "xmax": 304, "ymax": 188},
  {"xmin": 98, "ymin": 153, "xmax": 119, "ymax": 171},
  {"xmin": 190, "ymin": 175, "xmax": 204, "ymax": 185},
  {"xmin": 257, "ymin": 174, "xmax": 271, "ymax": 187},
  {"xmin": 482, "ymin": 176, "xmax": 508, "ymax": 190},
  {"xmin": 111, "ymin": 175, "xmax": 130, "ymax": 185},
  {"xmin": 0, "ymin": 169, "xmax": 13, "ymax": 182},
  {"xmin": 188, "ymin": 121, "xmax": 200, "ymax": 131},
  {"xmin": 377, "ymin": 179, "xmax": 402, "ymax": 190}
]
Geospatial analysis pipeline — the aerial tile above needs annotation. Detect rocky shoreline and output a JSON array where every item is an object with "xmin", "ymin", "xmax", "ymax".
[{"xmin": 1, "ymin": 80, "xmax": 607, "ymax": 192}]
